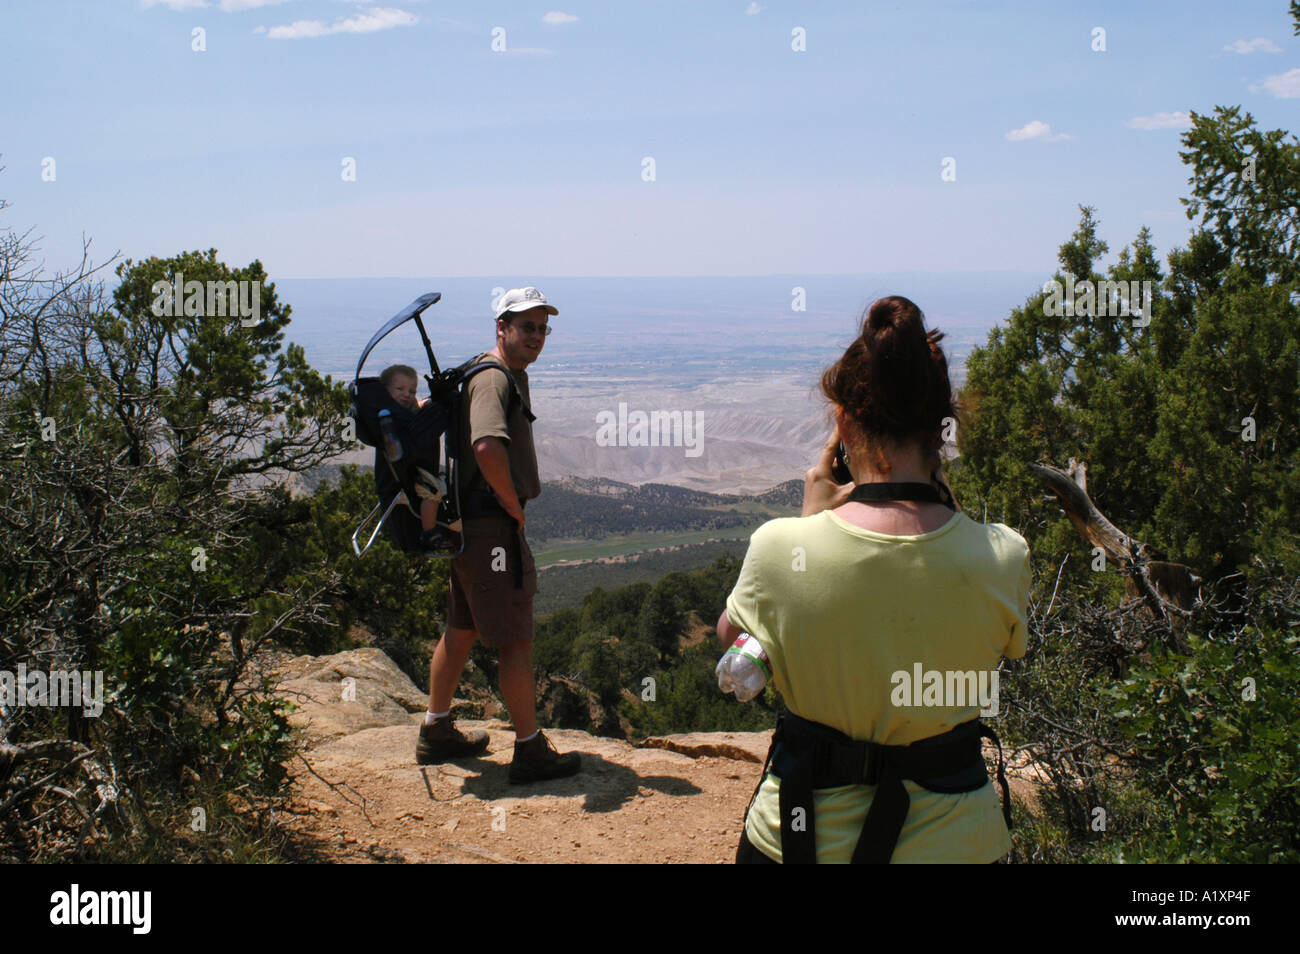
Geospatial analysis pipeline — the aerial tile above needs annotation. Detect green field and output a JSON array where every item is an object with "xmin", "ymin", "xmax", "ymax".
[{"xmin": 533, "ymin": 522, "xmax": 766, "ymax": 567}]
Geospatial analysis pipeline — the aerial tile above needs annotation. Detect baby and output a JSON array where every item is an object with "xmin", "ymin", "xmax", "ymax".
[{"xmin": 379, "ymin": 364, "xmax": 458, "ymax": 554}]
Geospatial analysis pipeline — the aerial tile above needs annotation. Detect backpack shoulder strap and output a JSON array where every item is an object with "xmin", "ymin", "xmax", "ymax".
[{"xmin": 459, "ymin": 356, "xmax": 536, "ymax": 423}]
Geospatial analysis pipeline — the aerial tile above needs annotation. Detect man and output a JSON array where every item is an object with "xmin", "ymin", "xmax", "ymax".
[{"xmin": 415, "ymin": 286, "xmax": 581, "ymax": 784}]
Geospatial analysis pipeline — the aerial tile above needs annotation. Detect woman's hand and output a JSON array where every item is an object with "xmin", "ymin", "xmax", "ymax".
[
  {"xmin": 803, "ymin": 431, "xmax": 856, "ymax": 517},
  {"xmin": 505, "ymin": 497, "xmax": 526, "ymax": 532}
]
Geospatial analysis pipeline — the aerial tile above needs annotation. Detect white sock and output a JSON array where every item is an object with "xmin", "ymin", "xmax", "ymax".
[
  {"xmin": 424, "ymin": 709, "xmax": 450, "ymax": 725},
  {"xmin": 516, "ymin": 730, "xmax": 539, "ymax": 744}
]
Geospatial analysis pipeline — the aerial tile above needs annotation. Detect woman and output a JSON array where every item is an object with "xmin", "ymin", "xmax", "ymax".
[{"xmin": 717, "ymin": 295, "xmax": 1031, "ymax": 864}]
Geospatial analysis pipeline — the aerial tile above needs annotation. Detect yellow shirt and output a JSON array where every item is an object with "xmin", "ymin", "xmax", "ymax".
[{"xmin": 725, "ymin": 508, "xmax": 1031, "ymax": 863}]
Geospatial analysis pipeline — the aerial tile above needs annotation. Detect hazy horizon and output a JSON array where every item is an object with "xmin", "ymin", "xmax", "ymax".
[{"xmin": 291, "ymin": 272, "xmax": 1042, "ymax": 493}]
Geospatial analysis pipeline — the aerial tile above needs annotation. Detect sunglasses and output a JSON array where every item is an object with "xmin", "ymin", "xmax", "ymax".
[{"xmin": 508, "ymin": 319, "xmax": 552, "ymax": 337}]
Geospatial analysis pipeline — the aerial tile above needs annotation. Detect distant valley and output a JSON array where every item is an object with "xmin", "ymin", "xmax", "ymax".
[
  {"xmin": 285, "ymin": 273, "xmax": 1028, "ymax": 603},
  {"xmin": 281, "ymin": 273, "xmax": 1030, "ymax": 494}
]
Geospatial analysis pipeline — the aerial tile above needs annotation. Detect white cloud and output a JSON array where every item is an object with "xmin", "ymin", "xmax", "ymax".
[
  {"xmin": 1005, "ymin": 120, "xmax": 1071, "ymax": 142},
  {"xmin": 542, "ymin": 11, "xmax": 578, "ymax": 25},
  {"xmin": 266, "ymin": 19, "xmax": 326, "ymax": 38},
  {"xmin": 1223, "ymin": 38, "xmax": 1281, "ymax": 54},
  {"xmin": 1255, "ymin": 67, "xmax": 1300, "ymax": 98},
  {"xmin": 265, "ymin": 6, "xmax": 417, "ymax": 39},
  {"xmin": 745, "ymin": 2, "xmax": 764, "ymax": 14},
  {"xmin": 331, "ymin": 6, "xmax": 417, "ymax": 33},
  {"xmin": 1125, "ymin": 111, "xmax": 1191, "ymax": 130},
  {"xmin": 141, "ymin": 0, "xmax": 208, "ymax": 10}
]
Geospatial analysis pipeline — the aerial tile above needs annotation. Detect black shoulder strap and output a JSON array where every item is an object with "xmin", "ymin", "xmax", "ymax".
[
  {"xmin": 460, "ymin": 357, "xmax": 536, "ymax": 423},
  {"xmin": 847, "ymin": 481, "xmax": 954, "ymax": 511}
]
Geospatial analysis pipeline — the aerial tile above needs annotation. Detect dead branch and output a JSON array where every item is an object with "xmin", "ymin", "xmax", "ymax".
[{"xmin": 1028, "ymin": 460, "xmax": 1199, "ymax": 646}]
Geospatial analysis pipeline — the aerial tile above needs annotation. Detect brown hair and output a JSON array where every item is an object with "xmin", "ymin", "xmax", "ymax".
[
  {"xmin": 380, "ymin": 364, "xmax": 418, "ymax": 388},
  {"xmin": 819, "ymin": 295, "xmax": 956, "ymax": 475}
]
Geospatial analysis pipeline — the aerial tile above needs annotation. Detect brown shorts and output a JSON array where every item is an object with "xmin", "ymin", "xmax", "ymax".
[{"xmin": 447, "ymin": 516, "xmax": 537, "ymax": 647}]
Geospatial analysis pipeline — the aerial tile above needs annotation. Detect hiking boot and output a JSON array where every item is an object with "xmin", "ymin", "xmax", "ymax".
[
  {"xmin": 508, "ymin": 731, "xmax": 581, "ymax": 785},
  {"xmin": 415, "ymin": 716, "xmax": 489, "ymax": 764}
]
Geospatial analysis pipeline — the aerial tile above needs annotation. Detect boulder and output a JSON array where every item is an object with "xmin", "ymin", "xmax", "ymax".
[{"xmin": 273, "ymin": 647, "xmax": 429, "ymax": 743}]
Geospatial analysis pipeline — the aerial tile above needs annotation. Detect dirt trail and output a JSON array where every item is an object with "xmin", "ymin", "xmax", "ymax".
[
  {"xmin": 287, "ymin": 719, "xmax": 766, "ymax": 864},
  {"xmin": 275, "ymin": 647, "xmax": 767, "ymax": 863},
  {"xmin": 276, "ymin": 648, "xmax": 1042, "ymax": 864}
]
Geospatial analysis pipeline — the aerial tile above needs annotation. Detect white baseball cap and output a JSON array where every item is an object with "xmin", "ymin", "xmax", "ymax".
[{"xmin": 494, "ymin": 286, "xmax": 559, "ymax": 320}]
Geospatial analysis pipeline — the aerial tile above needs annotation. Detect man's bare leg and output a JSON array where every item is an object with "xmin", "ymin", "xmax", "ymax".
[
  {"xmin": 429, "ymin": 625, "xmax": 477, "ymax": 714},
  {"xmin": 417, "ymin": 624, "xmax": 489, "ymax": 763},
  {"xmin": 497, "ymin": 640, "xmax": 538, "ymax": 738}
]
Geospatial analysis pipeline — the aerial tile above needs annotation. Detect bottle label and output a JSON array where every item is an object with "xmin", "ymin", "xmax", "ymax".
[{"xmin": 726, "ymin": 633, "xmax": 772, "ymax": 680}]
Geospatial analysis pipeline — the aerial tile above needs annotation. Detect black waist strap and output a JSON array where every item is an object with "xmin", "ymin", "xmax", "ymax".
[
  {"xmin": 765, "ymin": 712, "xmax": 1012, "ymax": 864},
  {"xmin": 462, "ymin": 487, "xmax": 527, "ymax": 515}
]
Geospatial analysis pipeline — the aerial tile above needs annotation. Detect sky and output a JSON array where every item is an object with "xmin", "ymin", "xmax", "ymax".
[{"xmin": 1, "ymin": 0, "xmax": 1297, "ymax": 280}]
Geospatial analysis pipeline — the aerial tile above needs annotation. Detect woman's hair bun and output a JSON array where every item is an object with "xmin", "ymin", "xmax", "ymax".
[
  {"xmin": 867, "ymin": 301, "xmax": 894, "ymax": 332},
  {"xmin": 820, "ymin": 295, "xmax": 956, "ymax": 474}
]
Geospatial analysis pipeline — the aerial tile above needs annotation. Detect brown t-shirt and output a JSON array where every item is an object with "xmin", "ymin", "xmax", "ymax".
[{"xmin": 458, "ymin": 352, "xmax": 541, "ymax": 503}]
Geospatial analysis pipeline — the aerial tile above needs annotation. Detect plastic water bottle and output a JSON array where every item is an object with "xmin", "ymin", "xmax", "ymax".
[
  {"xmin": 378, "ymin": 409, "xmax": 403, "ymax": 461},
  {"xmin": 716, "ymin": 633, "xmax": 771, "ymax": 703}
]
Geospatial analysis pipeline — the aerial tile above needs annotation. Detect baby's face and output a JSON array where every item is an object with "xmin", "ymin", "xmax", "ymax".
[{"xmin": 387, "ymin": 374, "xmax": 418, "ymax": 410}]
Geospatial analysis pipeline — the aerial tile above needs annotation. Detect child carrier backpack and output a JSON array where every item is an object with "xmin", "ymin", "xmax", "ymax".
[{"xmin": 348, "ymin": 292, "xmax": 534, "ymax": 559}]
